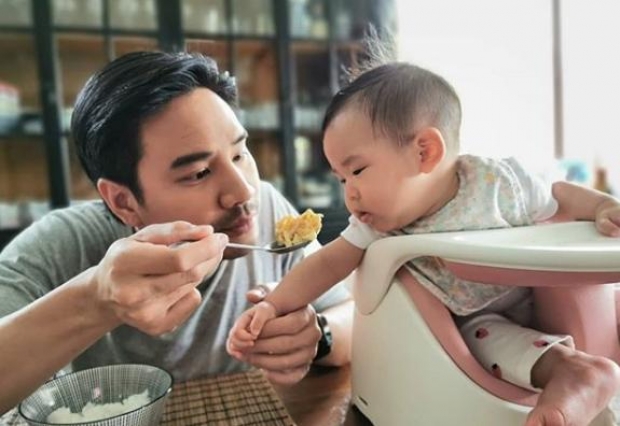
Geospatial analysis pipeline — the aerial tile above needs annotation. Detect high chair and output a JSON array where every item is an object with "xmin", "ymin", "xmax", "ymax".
[{"xmin": 351, "ymin": 221, "xmax": 620, "ymax": 426}]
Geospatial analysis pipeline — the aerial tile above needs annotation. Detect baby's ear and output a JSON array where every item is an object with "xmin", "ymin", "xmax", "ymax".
[{"xmin": 415, "ymin": 127, "xmax": 446, "ymax": 173}]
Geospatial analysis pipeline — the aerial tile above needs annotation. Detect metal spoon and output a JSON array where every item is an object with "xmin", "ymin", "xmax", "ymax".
[{"xmin": 226, "ymin": 240, "xmax": 312, "ymax": 254}]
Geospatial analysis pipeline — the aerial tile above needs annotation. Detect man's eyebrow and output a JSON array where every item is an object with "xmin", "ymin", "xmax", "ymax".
[
  {"xmin": 170, "ymin": 151, "xmax": 212, "ymax": 169},
  {"xmin": 170, "ymin": 132, "xmax": 248, "ymax": 170}
]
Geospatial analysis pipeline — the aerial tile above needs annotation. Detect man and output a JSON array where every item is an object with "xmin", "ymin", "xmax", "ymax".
[{"xmin": 0, "ymin": 51, "xmax": 352, "ymax": 413}]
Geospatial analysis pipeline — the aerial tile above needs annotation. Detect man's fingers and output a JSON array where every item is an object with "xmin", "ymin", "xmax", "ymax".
[
  {"xmin": 133, "ymin": 222, "xmax": 213, "ymax": 245},
  {"xmin": 262, "ymin": 366, "xmax": 310, "ymax": 385},
  {"xmin": 148, "ymin": 256, "xmax": 220, "ymax": 293},
  {"xmin": 121, "ymin": 284, "xmax": 200, "ymax": 335},
  {"xmin": 163, "ymin": 288, "xmax": 202, "ymax": 330},
  {"xmin": 112, "ymin": 232, "xmax": 227, "ymax": 276},
  {"xmin": 245, "ymin": 347, "xmax": 314, "ymax": 372}
]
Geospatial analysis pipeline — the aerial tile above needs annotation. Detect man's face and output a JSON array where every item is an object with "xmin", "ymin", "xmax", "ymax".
[{"xmin": 133, "ymin": 88, "xmax": 261, "ymax": 258}]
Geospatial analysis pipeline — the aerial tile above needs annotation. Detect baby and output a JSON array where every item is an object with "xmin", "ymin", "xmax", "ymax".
[{"xmin": 228, "ymin": 60, "xmax": 620, "ymax": 425}]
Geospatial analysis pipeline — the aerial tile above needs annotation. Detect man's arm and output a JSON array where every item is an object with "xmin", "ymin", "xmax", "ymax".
[
  {"xmin": 0, "ymin": 222, "xmax": 227, "ymax": 414},
  {"xmin": 312, "ymin": 297, "xmax": 353, "ymax": 367},
  {"xmin": 0, "ymin": 268, "xmax": 119, "ymax": 414}
]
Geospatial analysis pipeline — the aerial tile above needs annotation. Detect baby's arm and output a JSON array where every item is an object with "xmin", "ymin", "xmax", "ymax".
[
  {"xmin": 264, "ymin": 236, "xmax": 364, "ymax": 316},
  {"xmin": 551, "ymin": 181, "xmax": 620, "ymax": 236}
]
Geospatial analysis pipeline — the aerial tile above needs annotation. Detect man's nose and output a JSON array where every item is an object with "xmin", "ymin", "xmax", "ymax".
[{"xmin": 219, "ymin": 163, "xmax": 255, "ymax": 209}]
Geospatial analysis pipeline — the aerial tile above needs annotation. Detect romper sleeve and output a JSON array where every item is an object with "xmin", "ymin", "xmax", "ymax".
[
  {"xmin": 340, "ymin": 215, "xmax": 383, "ymax": 249},
  {"xmin": 504, "ymin": 157, "xmax": 559, "ymax": 222}
]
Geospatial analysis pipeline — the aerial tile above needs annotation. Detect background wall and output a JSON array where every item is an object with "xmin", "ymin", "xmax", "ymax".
[{"xmin": 396, "ymin": 0, "xmax": 620, "ymax": 192}]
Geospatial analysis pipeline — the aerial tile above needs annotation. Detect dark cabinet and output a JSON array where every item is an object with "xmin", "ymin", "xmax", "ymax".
[{"xmin": 0, "ymin": 0, "xmax": 396, "ymax": 248}]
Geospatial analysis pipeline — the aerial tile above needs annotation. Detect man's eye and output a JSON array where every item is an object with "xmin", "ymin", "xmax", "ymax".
[
  {"xmin": 352, "ymin": 167, "xmax": 366, "ymax": 176},
  {"xmin": 194, "ymin": 168, "xmax": 211, "ymax": 180}
]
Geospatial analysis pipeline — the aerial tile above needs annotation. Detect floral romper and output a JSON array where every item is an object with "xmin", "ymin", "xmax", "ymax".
[{"xmin": 342, "ymin": 155, "xmax": 573, "ymax": 391}]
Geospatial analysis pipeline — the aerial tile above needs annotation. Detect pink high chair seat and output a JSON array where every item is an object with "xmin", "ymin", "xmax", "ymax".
[{"xmin": 351, "ymin": 222, "xmax": 620, "ymax": 426}]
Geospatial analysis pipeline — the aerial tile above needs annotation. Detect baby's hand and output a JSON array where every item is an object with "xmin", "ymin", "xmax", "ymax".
[
  {"xmin": 226, "ymin": 301, "xmax": 278, "ymax": 359},
  {"xmin": 595, "ymin": 200, "xmax": 620, "ymax": 237}
]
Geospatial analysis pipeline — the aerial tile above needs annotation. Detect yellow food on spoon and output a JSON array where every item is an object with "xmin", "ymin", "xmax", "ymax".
[{"xmin": 275, "ymin": 209, "xmax": 323, "ymax": 247}]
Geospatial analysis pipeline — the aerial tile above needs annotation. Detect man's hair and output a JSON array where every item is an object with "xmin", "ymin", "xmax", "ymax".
[
  {"xmin": 323, "ymin": 58, "xmax": 462, "ymax": 153},
  {"xmin": 71, "ymin": 51, "xmax": 237, "ymax": 202}
]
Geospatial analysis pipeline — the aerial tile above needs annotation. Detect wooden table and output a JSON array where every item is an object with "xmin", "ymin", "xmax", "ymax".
[
  {"xmin": 1, "ymin": 365, "xmax": 372, "ymax": 426},
  {"xmin": 273, "ymin": 364, "xmax": 373, "ymax": 426}
]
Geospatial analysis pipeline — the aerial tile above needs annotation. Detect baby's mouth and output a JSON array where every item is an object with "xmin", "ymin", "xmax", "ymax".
[{"xmin": 358, "ymin": 211, "xmax": 372, "ymax": 225}]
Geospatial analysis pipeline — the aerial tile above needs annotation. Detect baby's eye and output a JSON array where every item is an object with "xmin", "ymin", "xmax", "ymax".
[
  {"xmin": 233, "ymin": 150, "xmax": 249, "ymax": 162},
  {"xmin": 352, "ymin": 167, "xmax": 366, "ymax": 176}
]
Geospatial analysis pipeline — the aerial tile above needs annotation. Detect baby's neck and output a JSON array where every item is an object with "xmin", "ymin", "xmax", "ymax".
[{"xmin": 425, "ymin": 160, "xmax": 460, "ymax": 217}]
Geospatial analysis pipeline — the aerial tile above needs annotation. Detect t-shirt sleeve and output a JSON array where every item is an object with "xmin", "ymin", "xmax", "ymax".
[
  {"xmin": 340, "ymin": 215, "xmax": 382, "ymax": 249},
  {"xmin": 505, "ymin": 157, "xmax": 559, "ymax": 222},
  {"xmin": 0, "ymin": 202, "xmax": 131, "ymax": 318}
]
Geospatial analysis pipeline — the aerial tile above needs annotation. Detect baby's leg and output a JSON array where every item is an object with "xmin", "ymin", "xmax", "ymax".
[
  {"xmin": 526, "ymin": 344, "xmax": 620, "ymax": 426},
  {"xmin": 460, "ymin": 313, "xmax": 620, "ymax": 426}
]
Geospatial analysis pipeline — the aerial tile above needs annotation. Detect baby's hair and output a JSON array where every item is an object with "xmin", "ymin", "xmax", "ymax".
[{"xmin": 323, "ymin": 31, "xmax": 462, "ymax": 153}]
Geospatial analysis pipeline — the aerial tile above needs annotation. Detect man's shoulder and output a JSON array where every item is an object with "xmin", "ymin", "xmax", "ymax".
[
  {"xmin": 39, "ymin": 200, "xmax": 124, "ymax": 233},
  {"xmin": 2, "ymin": 200, "xmax": 131, "ymax": 257}
]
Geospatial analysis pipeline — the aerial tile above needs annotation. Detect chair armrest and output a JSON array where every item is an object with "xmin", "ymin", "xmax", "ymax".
[{"xmin": 355, "ymin": 222, "xmax": 620, "ymax": 315}]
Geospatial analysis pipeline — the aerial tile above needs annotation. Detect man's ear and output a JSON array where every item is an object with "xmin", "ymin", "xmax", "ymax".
[
  {"xmin": 414, "ymin": 127, "xmax": 446, "ymax": 173},
  {"xmin": 97, "ymin": 178, "xmax": 143, "ymax": 228}
]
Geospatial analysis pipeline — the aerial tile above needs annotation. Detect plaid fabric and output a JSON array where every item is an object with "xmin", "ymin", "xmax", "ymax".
[{"xmin": 1, "ymin": 369, "xmax": 294, "ymax": 426}]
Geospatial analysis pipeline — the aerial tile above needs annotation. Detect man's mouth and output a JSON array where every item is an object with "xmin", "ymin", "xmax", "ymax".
[
  {"xmin": 223, "ymin": 215, "xmax": 255, "ymax": 237},
  {"xmin": 214, "ymin": 203, "xmax": 258, "ymax": 238}
]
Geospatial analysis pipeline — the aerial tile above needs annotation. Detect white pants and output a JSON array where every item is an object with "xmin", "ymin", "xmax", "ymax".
[{"xmin": 460, "ymin": 313, "xmax": 574, "ymax": 391}]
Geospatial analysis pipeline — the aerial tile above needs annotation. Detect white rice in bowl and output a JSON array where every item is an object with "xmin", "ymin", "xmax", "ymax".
[{"xmin": 46, "ymin": 390, "xmax": 151, "ymax": 424}]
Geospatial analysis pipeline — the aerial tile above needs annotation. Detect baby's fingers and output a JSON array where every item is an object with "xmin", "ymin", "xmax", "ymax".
[
  {"xmin": 227, "ymin": 331, "xmax": 255, "ymax": 351},
  {"xmin": 249, "ymin": 314, "xmax": 269, "ymax": 337},
  {"xmin": 596, "ymin": 216, "xmax": 620, "ymax": 237}
]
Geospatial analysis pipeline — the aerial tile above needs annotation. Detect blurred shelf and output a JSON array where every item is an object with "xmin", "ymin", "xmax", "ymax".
[
  {"xmin": 0, "ymin": 112, "xmax": 70, "ymax": 140},
  {"xmin": 0, "ymin": 0, "xmax": 395, "ymax": 212},
  {"xmin": 310, "ymin": 206, "xmax": 349, "ymax": 245}
]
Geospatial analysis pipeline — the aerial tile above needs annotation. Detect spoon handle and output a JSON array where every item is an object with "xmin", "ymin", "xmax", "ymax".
[{"xmin": 226, "ymin": 242, "xmax": 269, "ymax": 251}]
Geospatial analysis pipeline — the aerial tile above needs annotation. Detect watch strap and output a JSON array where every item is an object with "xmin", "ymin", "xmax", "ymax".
[{"xmin": 313, "ymin": 313, "xmax": 333, "ymax": 361}]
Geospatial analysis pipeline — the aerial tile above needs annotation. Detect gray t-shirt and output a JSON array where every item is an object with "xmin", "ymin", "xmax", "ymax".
[{"xmin": 0, "ymin": 181, "xmax": 350, "ymax": 381}]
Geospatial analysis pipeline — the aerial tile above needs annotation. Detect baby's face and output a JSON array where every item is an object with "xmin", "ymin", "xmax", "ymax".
[{"xmin": 324, "ymin": 107, "xmax": 440, "ymax": 233}]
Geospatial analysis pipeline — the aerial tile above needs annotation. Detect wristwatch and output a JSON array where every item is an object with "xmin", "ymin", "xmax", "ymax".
[{"xmin": 313, "ymin": 313, "xmax": 333, "ymax": 361}]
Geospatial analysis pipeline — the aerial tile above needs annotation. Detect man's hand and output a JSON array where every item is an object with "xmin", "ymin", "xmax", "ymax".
[
  {"xmin": 93, "ymin": 221, "xmax": 228, "ymax": 335},
  {"xmin": 235, "ymin": 286, "xmax": 321, "ymax": 385}
]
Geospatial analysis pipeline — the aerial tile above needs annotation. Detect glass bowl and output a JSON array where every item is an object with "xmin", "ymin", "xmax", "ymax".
[{"xmin": 18, "ymin": 364, "xmax": 172, "ymax": 426}]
